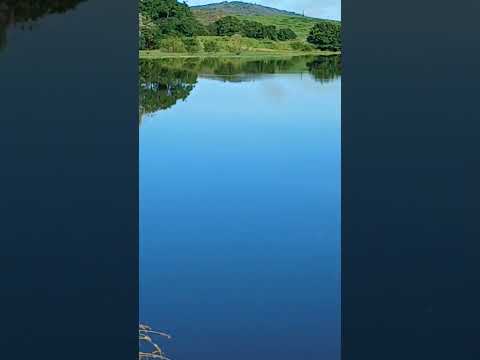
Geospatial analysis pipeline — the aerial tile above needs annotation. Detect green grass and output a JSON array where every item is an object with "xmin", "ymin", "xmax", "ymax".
[
  {"xmin": 140, "ymin": 35, "xmax": 339, "ymax": 59},
  {"xmin": 139, "ymin": 49, "xmax": 337, "ymax": 59}
]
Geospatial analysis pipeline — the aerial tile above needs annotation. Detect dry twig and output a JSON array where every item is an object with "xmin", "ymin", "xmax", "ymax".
[{"xmin": 139, "ymin": 324, "xmax": 171, "ymax": 360}]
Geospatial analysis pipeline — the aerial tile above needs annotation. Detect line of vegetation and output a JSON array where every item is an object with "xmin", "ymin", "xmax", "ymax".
[
  {"xmin": 223, "ymin": 14, "xmax": 339, "ymax": 41},
  {"xmin": 142, "ymin": 35, "xmax": 329, "ymax": 56},
  {"xmin": 208, "ymin": 15, "xmax": 297, "ymax": 41},
  {"xmin": 139, "ymin": 0, "xmax": 341, "ymax": 56},
  {"xmin": 139, "ymin": 49, "xmax": 339, "ymax": 60}
]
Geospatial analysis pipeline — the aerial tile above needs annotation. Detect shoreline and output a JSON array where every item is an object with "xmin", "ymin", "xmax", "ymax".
[{"xmin": 139, "ymin": 50, "xmax": 341, "ymax": 59}]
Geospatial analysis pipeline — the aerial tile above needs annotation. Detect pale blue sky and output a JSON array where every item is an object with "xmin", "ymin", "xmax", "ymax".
[{"xmin": 185, "ymin": 0, "xmax": 341, "ymax": 21}]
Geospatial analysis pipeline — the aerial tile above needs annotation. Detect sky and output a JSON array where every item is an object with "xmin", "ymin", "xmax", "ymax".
[{"xmin": 185, "ymin": 0, "xmax": 341, "ymax": 21}]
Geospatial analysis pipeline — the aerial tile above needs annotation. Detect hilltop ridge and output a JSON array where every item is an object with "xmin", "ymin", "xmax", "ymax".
[{"xmin": 191, "ymin": 1, "xmax": 305, "ymax": 18}]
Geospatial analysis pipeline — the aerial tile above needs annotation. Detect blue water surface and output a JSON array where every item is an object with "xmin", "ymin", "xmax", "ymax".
[{"xmin": 140, "ymin": 63, "xmax": 340, "ymax": 360}]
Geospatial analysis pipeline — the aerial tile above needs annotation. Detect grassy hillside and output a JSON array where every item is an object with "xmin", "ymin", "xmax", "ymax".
[{"xmin": 192, "ymin": 1, "xmax": 340, "ymax": 41}]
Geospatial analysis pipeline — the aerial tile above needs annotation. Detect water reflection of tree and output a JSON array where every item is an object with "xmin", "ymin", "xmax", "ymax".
[
  {"xmin": 204, "ymin": 56, "xmax": 307, "ymax": 81},
  {"xmin": 139, "ymin": 59, "xmax": 198, "ymax": 120},
  {"xmin": 192, "ymin": 56, "xmax": 310, "ymax": 82},
  {"xmin": 200, "ymin": 56, "xmax": 341, "ymax": 82},
  {"xmin": 138, "ymin": 55, "xmax": 342, "ymax": 117},
  {"xmin": 0, "ymin": 0, "xmax": 86, "ymax": 50},
  {"xmin": 306, "ymin": 55, "xmax": 341, "ymax": 83}
]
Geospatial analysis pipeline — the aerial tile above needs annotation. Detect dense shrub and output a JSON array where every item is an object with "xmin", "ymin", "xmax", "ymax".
[
  {"xmin": 203, "ymin": 40, "xmax": 220, "ymax": 53},
  {"xmin": 158, "ymin": 37, "xmax": 187, "ymax": 53},
  {"xmin": 182, "ymin": 37, "xmax": 201, "ymax": 52},
  {"xmin": 307, "ymin": 22, "xmax": 341, "ymax": 51},
  {"xmin": 241, "ymin": 20, "xmax": 266, "ymax": 39},
  {"xmin": 226, "ymin": 35, "xmax": 243, "ymax": 54},
  {"xmin": 262, "ymin": 25, "xmax": 278, "ymax": 40},
  {"xmin": 211, "ymin": 16, "xmax": 243, "ymax": 36},
  {"xmin": 277, "ymin": 28, "xmax": 297, "ymax": 41},
  {"xmin": 211, "ymin": 16, "xmax": 297, "ymax": 42}
]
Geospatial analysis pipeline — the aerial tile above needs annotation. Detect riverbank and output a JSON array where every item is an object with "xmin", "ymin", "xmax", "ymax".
[{"xmin": 139, "ymin": 49, "xmax": 340, "ymax": 59}]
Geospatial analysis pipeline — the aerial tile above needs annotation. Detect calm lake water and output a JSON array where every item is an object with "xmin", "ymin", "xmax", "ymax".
[{"xmin": 140, "ymin": 55, "xmax": 341, "ymax": 360}]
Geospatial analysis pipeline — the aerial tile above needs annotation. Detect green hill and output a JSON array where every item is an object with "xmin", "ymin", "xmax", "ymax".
[
  {"xmin": 191, "ymin": 1, "xmax": 339, "ymax": 40},
  {"xmin": 191, "ymin": 1, "xmax": 304, "ymax": 18},
  {"xmin": 139, "ymin": 0, "xmax": 341, "ymax": 56}
]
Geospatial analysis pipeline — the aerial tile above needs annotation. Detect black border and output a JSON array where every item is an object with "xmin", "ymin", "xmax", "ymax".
[
  {"xmin": 343, "ymin": 0, "xmax": 480, "ymax": 358},
  {"xmin": 1, "ymin": 0, "xmax": 480, "ymax": 358},
  {"xmin": 0, "ymin": 1, "xmax": 138, "ymax": 358}
]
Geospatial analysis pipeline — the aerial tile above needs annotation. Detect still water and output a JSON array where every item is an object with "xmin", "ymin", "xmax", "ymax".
[{"xmin": 140, "ymin": 55, "xmax": 341, "ymax": 360}]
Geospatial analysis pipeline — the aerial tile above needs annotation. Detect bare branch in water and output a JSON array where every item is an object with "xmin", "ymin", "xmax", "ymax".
[{"xmin": 139, "ymin": 324, "xmax": 171, "ymax": 360}]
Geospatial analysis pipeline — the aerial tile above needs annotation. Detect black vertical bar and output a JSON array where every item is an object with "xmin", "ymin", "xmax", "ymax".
[
  {"xmin": 343, "ymin": 0, "xmax": 480, "ymax": 359},
  {"xmin": 0, "ymin": 1, "xmax": 138, "ymax": 359}
]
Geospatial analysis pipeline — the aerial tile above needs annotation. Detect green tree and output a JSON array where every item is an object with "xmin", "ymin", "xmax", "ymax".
[
  {"xmin": 241, "ymin": 20, "xmax": 265, "ymax": 39},
  {"xmin": 209, "ymin": 16, "xmax": 296, "ymax": 42},
  {"xmin": 277, "ymin": 28, "xmax": 297, "ymax": 41},
  {"xmin": 139, "ymin": 0, "xmax": 192, "ymax": 25},
  {"xmin": 211, "ymin": 16, "xmax": 242, "ymax": 36},
  {"xmin": 139, "ymin": 0, "xmax": 206, "ymax": 38},
  {"xmin": 307, "ymin": 22, "xmax": 341, "ymax": 51},
  {"xmin": 262, "ymin": 25, "xmax": 278, "ymax": 40},
  {"xmin": 139, "ymin": 13, "xmax": 161, "ymax": 50}
]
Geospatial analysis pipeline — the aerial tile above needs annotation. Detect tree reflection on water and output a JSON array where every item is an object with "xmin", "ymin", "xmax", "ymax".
[
  {"xmin": 139, "ymin": 55, "xmax": 341, "ymax": 120},
  {"xmin": 139, "ymin": 59, "xmax": 199, "ymax": 121}
]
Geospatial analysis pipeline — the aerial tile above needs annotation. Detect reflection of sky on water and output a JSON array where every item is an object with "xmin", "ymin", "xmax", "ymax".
[{"xmin": 141, "ymin": 73, "xmax": 340, "ymax": 360}]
